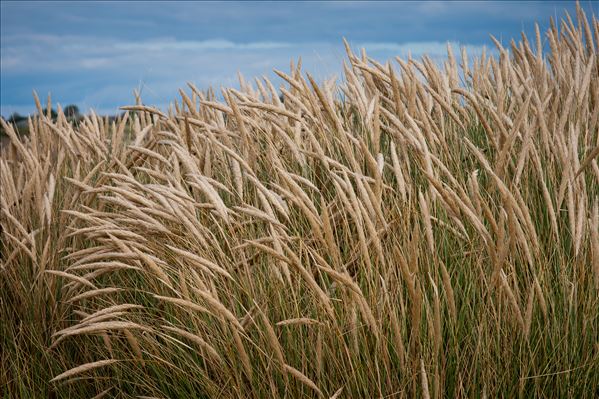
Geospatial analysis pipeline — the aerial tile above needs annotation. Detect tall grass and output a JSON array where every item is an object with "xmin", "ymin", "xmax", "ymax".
[{"xmin": 1, "ymin": 5, "xmax": 598, "ymax": 398}]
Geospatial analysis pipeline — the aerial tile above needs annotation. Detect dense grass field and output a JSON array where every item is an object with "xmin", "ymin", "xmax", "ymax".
[{"xmin": 1, "ymin": 6, "xmax": 598, "ymax": 398}]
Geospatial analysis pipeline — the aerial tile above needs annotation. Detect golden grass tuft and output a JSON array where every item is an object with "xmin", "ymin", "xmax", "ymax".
[{"xmin": 1, "ymin": 3, "xmax": 598, "ymax": 398}]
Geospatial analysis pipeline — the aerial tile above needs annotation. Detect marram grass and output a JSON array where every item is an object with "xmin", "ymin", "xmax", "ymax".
[{"xmin": 1, "ymin": 5, "xmax": 598, "ymax": 398}]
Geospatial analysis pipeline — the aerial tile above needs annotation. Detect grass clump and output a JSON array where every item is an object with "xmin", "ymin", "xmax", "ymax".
[{"xmin": 1, "ymin": 4, "xmax": 598, "ymax": 398}]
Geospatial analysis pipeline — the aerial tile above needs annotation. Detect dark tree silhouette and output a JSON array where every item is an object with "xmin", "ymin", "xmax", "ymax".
[
  {"xmin": 8, "ymin": 113, "xmax": 26, "ymax": 124},
  {"xmin": 64, "ymin": 105, "xmax": 80, "ymax": 118}
]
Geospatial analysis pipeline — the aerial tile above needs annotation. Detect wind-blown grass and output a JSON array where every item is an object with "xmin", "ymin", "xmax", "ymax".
[{"xmin": 1, "ymin": 5, "xmax": 598, "ymax": 398}]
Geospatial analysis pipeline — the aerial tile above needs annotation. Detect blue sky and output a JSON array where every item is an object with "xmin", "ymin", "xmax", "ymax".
[{"xmin": 1, "ymin": 1, "xmax": 596, "ymax": 117}]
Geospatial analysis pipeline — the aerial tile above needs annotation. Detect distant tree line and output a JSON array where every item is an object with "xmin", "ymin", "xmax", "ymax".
[
  {"xmin": 3, "ymin": 105, "xmax": 80, "ymax": 125},
  {"xmin": 1, "ymin": 105, "xmax": 82, "ymax": 138}
]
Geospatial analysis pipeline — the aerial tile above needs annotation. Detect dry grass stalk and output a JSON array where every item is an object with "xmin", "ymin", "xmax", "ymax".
[
  {"xmin": 163, "ymin": 325, "xmax": 223, "ymax": 365},
  {"xmin": 50, "ymin": 359, "xmax": 118, "ymax": 382},
  {"xmin": 284, "ymin": 364, "xmax": 324, "ymax": 397}
]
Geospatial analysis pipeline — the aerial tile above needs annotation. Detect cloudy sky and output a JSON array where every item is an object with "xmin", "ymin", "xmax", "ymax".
[{"xmin": 1, "ymin": 1, "xmax": 596, "ymax": 117}]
